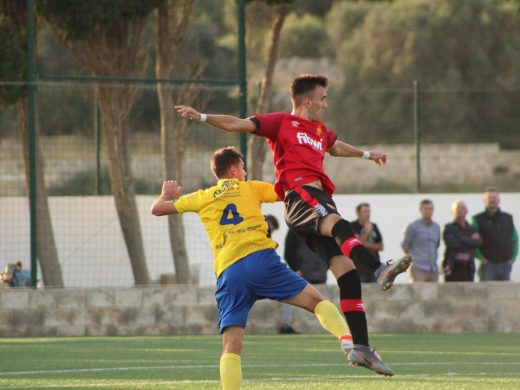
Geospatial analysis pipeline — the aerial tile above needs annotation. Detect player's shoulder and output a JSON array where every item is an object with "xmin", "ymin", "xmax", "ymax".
[
  {"xmin": 249, "ymin": 111, "xmax": 288, "ymax": 121},
  {"xmin": 248, "ymin": 112, "xmax": 289, "ymax": 135},
  {"xmin": 176, "ymin": 187, "xmax": 211, "ymax": 205},
  {"xmin": 260, "ymin": 111, "xmax": 289, "ymax": 118},
  {"xmin": 248, "ymin": 180, "xmax": 277, "ymax": 198},
  {"xmin": 246, "ymin": 180, "xmax": 274, "ymax": 191},
  {"xmin": 318, "ymin": 120, "xmax": 334, "ymax": 134},
  {"xmin": 196, "ymin": 184, "xmax": 217, "ymax": 197}
]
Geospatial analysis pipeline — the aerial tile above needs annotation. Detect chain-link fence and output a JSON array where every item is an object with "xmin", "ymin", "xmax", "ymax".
[
  {"xmin": 2, "ymin": 81, "xmax": 519, "ymax": 287},
  {"xmin": 0, "ymin": 81, "xmax": 241, "ymax": 287}
]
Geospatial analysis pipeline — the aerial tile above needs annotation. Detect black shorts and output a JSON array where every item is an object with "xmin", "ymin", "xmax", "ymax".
[{"xmin": 284, "ymin": 185, "xmax": 342, "ymax": 264}]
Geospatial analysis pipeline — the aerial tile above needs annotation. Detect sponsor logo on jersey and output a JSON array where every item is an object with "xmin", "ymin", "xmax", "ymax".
[
  {"xmin": 296, "ymin": 131, "xmax": 323, "ymax": 151},
  {"xmin": 213, "ymin": 180, "xmax": 239, "ymax": 198}
]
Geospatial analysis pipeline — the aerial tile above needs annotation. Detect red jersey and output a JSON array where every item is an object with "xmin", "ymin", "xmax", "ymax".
[{"xmin": 249, "ymin": 112, "xmax": 337, "ymax": 200}]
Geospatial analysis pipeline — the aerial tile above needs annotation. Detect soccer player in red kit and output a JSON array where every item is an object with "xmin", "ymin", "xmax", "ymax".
[{"xmin": 175, "ymin": 74, "xmax": 411, "ymax": 375}]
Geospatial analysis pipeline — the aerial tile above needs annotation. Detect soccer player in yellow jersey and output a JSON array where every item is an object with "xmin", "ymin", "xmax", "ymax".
[{"xmin": 151, "ymin": 147, "xmax": 358, "ymax": 390}]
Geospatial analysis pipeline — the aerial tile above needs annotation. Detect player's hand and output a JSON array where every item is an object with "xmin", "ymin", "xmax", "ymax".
[
  {"xmin": 175, "ymin": 105, "xmax": 201, "ymax": 121},
  {"xmin": 161, "ymin": 180, "xmax": 182, "ymax": 200},
  {"xmin": 368, "ymin": 151, "xmax": 387, "ymax": 165}
]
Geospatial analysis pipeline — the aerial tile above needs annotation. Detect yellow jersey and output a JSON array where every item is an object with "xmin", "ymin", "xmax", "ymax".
[{"xmin": 173, "ymin": 179, "xmax": 278, "ymax": 277}]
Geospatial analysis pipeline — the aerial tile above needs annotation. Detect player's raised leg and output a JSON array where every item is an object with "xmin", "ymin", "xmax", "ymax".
[
  {"xmin": 282, "ymin": 284, "xmax": 353, "ymax": 350},
  {"xmin": 320, "ymin": 213, "xmax": 412, "ymax": 291}
]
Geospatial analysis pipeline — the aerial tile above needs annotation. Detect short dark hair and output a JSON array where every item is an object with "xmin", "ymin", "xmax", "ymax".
[
  {"xmin": 265, "ymin": 214, "xmax": 279, "ymax": 231},
  {"xmin": 211, "ymin": 146, "xmax": 244, "ymax": 179},
  {"xmin": 290, "ymin": 74, "xmax": 328, "ymax": 104},
  {"xmin": 420, "ymin": 199, "xmax": 433, "ymax": 207},
  {"xmin": 484, "ymin": 186, "xmax": 498, "ymax": 193},
  {"xmin": 355, "ymin": 202, "xmax": 370, "ymax": 214}
]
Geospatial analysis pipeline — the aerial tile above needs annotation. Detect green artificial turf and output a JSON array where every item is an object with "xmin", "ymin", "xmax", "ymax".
[{"xmin": 1, "ymin": 333, "xmax": 519, "ymax": 389}]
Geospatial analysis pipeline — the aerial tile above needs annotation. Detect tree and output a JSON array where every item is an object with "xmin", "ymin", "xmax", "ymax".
[
  {"xmin": 247, "ymin": 0, "xmax": 293, "ymax": 180},
  {"xmin": 279, "ymin": 13, "xmax": 329, "ymax": 59},
  {"xmin": 0, "ymin": 1, "xmax": 64, "ymax": 286},
  {"xmin": 39, "ymin": 0, "xmax": 165, "ymax": 285},
  {"xmin": 327, "ymin": 0, "xmax": 520, "ymax": 144},
  {"xmin": 155, "ymin": 0, "xmax": 193, "ymax": 284}
]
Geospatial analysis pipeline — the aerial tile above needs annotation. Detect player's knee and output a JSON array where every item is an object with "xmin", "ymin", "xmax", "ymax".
[
  {"xmin": 318, "ymin": 213, "xmax": 342, "ymax": 236},
  {"xmin": 305, "ymin": 287, "xmax": 324, "ymax": 312},
  {"xmin": 330, "ymin": 219, "xmax": 356, "ymax": 242},
  {"xmin": 289, "ymin": 285, "xmax": 323, "ymax": 312},
  {"xmin": 301, "ymin": 295, "xmax": 323, "ymax": 313},
  {"xmin": 329, "ymin": 255, "xmax": 356, "ymax": 278}
]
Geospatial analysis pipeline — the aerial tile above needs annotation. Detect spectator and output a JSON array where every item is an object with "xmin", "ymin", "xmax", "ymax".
[
  {"xmin": 265, "ymin": 214, "xmax": 279, "ymax": 239},
  {"xmin": 263, "ymin": 215, "xmax": 327, "ymax": 334},
  {"xmin": 442, "ymin": 200, "xmax": 482, "ymax": 282},
  {"xmin": 401, "ymin": 199, "xmax": 441, "ymax": 283},
  {"xmin": 1, "ymin": 262, "xmax": 32, "ymax": 287},
  {"xmin": 471, "ymin": 187, "xmax": 518, "ymax": 281},
  {"xmin": 351, "ymin": 203, "xmax": 383, "ymax": 283},
  {"xmin": 280, "ymin": 229, "xmax": 329, "ymax": 334}
]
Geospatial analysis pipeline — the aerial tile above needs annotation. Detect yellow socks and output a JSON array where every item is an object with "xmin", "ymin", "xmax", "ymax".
[
  {"xmin": 220, "ymin": 353, "xmax": 242, "ymax": 390},
  {"xmin": 315, "ymin": 300, "xmax": 350, "ymax": 340},
  {"xmin": 219, "ymin": 302, "xmax": 348, "ymax": 390}
]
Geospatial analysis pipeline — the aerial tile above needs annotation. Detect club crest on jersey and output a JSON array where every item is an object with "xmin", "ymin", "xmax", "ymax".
[
  {"xmin": 316, "ymin": 126, "xmax": 322, "ymax": 136},
  {"xmin": 291, "ymin": 120, "xmax": 300, "ymax": 128},
  {"xmin": 296, "ymin": 131, "xmax": 323, "ymax": 151}
]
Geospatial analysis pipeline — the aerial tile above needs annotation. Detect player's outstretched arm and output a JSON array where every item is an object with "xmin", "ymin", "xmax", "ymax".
[
  {"xmin": 175, "ymin": 105, "xmax": 256, "ymax": 133},
  {"xmin": 150, "ymin": 180, "xmax": 182, "ymax": 216},
  {"xmin": 327, "ymin": 140, "xmax": 387, "ymax": 166}
]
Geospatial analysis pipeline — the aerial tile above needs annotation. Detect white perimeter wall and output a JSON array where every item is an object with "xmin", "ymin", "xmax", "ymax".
[{"xmin": 1, "ymin": 193, "xmax": 519, "ymax": 287}]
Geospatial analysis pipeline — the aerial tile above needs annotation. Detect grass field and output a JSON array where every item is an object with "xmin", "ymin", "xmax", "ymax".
[{"xmin": 1, "ymin": 333, "xmax": 520, "ymax": 389}]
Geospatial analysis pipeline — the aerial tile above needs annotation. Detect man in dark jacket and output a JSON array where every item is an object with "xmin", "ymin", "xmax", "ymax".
[
  {"xmin": 443, "ymin": 201, "xmax": 482, "ymax": 282},
  {"xmin": 471, "ymin": 188, "xmax": 518, "ymax": 281},
  {"xmin": 352, "ymin": 203, "xmax": 384, "ymax": 283}
]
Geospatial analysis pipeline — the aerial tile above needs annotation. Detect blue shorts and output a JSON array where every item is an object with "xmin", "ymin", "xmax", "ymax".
[{"xmin": 215, "ymin": 248, "xmax": 308, "ymax": 333}]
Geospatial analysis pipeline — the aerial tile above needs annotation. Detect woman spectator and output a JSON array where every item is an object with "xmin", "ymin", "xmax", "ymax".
[{"xmin": 442, "ymin": 201, "xmax": 482, "ymax": 282}]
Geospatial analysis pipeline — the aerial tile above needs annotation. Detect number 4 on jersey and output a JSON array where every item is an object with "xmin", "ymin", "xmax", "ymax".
[{"xmin": 220, "ymin": 203, "xmax": 244, "ymax": 225}]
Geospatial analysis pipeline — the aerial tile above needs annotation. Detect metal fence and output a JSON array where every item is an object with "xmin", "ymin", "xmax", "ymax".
[
  {"xmin": 2, "ymin": 0, "xmax": 519, "ymax": 288},
  {"xmin": 0, "ymin": 0, "xmax": 249, "ymax": 288},
  {"xmin": 2, "ymin": 80, "xmax": 520, "ymax": 288}
]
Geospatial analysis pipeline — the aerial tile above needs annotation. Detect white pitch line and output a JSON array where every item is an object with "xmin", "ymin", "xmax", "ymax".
[
  {"xmin": 1, "ymin": 361, "xmax": 520, "ymax": 377},
  {"xmin": 2, "ymin": 373, "xmax": 520, "ymax": 389}
]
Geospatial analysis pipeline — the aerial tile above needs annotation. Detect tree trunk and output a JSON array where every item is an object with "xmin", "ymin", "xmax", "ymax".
[
  {"xmin": 97, "ymin": 84, "xmax": 150, "ymax": 286},
  {"xmin": 155, "ymin": 1, "xmax": 194, "ymax": 284},
  {"xmin": 17, "ymin": 98, "xmax": 64, "ymax": 287},
  {"xmin": 48, "ymin": 16, "xmax": 153, "ymax": 286},
  {"xmin": 248, "ymin": 4, "xmax": 290, "ymax": 180},
  {"xmin": 157, "ymin": 83, "xmax": 190, "ymax": 284}
]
